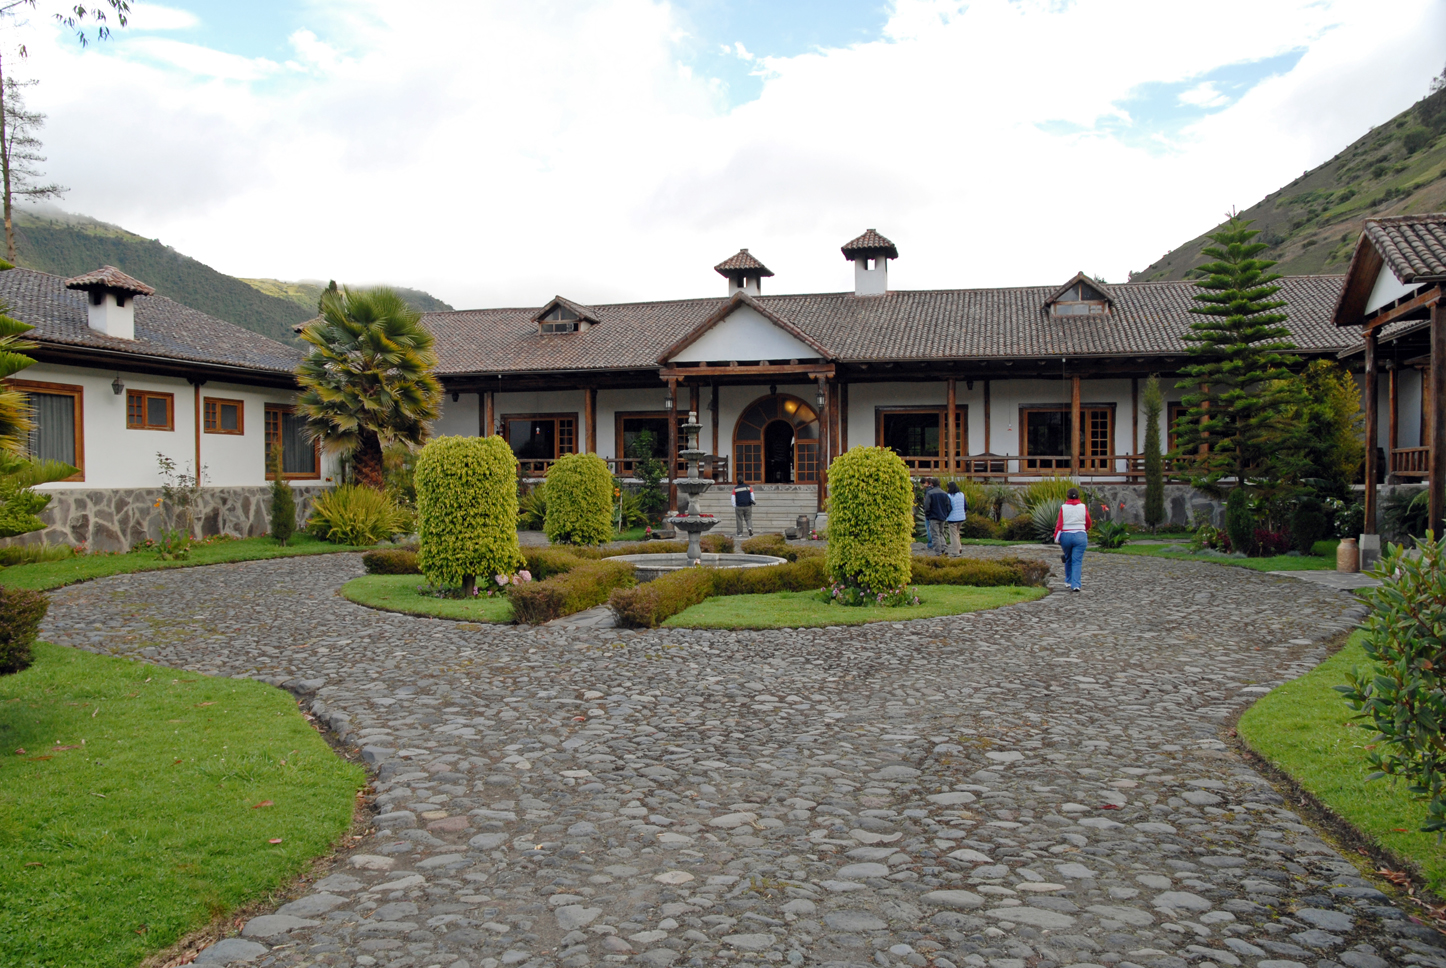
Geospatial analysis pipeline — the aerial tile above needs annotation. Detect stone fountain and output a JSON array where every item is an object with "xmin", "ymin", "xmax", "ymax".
[{"xmin": 609, "ymin": 409, "xmax": 787, "ymax": 582}]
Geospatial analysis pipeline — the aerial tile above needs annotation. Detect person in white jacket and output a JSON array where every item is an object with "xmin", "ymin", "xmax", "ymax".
[{"xmin": 1052, "ymin": 487, "xmax": 1092, "ymax": 592}]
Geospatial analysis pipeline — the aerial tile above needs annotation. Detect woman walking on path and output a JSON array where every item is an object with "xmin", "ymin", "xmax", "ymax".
[
  {"xmin": 1053, "ymin": 487, "xmax": 1092, "ymax": 592},
  {"xmin": 945, "ymin": 481, "xmax": 967, "ymax": 557}
]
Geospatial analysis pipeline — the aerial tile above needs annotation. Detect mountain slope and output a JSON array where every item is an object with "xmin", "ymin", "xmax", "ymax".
[
  {"xmin": 241, "ymin": 278, "xmax": 453, "ymax": 314},
  {"xmin": 12, "ymin": 209, "xmax": 311, "ymax": 344},
  {"xmin": 1137, "ymin": 86, "xmax": 1446, "ymax": 281}
]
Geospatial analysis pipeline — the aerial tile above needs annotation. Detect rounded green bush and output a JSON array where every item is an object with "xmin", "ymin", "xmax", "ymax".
[
  {"xmin": 416, "ymin": 435, "xmax": 524, "ymax": 594},
  {"xmin": 825, "ymin": 446, "xmax": 914, "ymax": 595},
  {"xmin": 543, "ymin": 452, "xmax": 615, "ymax": 545}
]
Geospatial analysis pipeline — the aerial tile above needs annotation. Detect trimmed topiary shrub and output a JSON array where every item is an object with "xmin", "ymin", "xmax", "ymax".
[
  {"xmin": 362, "ymin": 548, "xmax": 420, "ymax": 575},
  {"xmin": 1225, "ymin": 487, "xmax": 1254, "ymax": 557},
  {"xmin": 510, "ymin": 559, "xmax": 635, "ymax": 624},
  {"xmin": 416, "ymin": 435, "xmax": 525, "ymax": 596},
  {"xmin": 825, "ymin": 447, "xmax": 914, "ymax": 597},
  {"xmin": 0, "ymin": 586, "xmax": 47, "ymax": 675},
  {"xmin": 1290, "ymin": 497, "xmax": 1331, "ymax": 555},
  {"xmin": 307, "ymin": 484, "xmax": 410, "ymax": 545},
  {"xmin": 958, "ymin": 514, "xmax": 999, "ymax": 540},
  {"xmin": 608, "ymin": 568, "xmax": 715, "ymax": 629},
  {"xmin": 544, "ymin": 453, "xmax": 615, "ymax": 545},
  {"xmin": 910, "ymin": 555, "xmax": 1048, "ymax": 587}
]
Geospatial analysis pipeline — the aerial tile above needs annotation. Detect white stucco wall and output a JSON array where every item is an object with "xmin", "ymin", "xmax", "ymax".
[
  {"xmin": 669, "ymin": 306, "xmax": 819, "ymax": 363},
  {"xmin": 15, "ymin": 362, "xmax": 328, "ymax": 489},
  {"xmin": 433, "ymin": 392, "xmax": 481, "ymax": 438}
]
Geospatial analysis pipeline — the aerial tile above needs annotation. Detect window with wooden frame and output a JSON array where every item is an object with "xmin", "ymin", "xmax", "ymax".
[
  {"xmin": 614, "ymin": 411, "xmax": 672, "ymax": 475},
  {"xmin": 9, "ymin": 379, "xmax": 83, "ymax": 480},
  {"xmin": 504, "ymin": 413, "xmax": 577, "ymax": 462},
  {"xmin": 126, "ymin": 389, "xmax": 174, "ymax": 431},
  {"xmin": 874, "ymin": 407, "xmax": 967, "ymax": 472},
  {"xmin": 1020, "ymin": 405, "xmax": 1114, "ymax": 470},
  {"xmin": 203, "ymin": 397, "xmax": 244, "ymax": 435},
  {"xmin": 1167, "ymin": 402, "xmax": 1190, "ymax": 453},
  {"xmin": 1049, "ymin": 281, "xmax": 1110, "ymax": 317},
  {"xmin": 264, "ymin": 404, "xmax": 320, "ymax": 479},
  {"xmin": 538, "ymin": 305, "xmax": 580, "ymax": 334}
]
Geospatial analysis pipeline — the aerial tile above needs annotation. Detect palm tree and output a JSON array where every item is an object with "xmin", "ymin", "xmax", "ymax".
[
  {"xmin": 295, "ymin": 287, "xmax": 442, "ymax": 490},
  {"xmin": 0, "ymin": 307, "xmax": 39, "ymax": 449}
]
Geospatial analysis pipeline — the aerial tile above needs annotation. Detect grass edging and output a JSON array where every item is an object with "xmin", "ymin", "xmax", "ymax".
[
  {"xmin": 1232, "ymin": 629, "xmax": 1446, "ymax": 916},
  {"xmin": 340, "ymin": 574, "xmax": 515, "ymax": 623},
  {"xmin": 662, "ymin": 585, "xmax": 1048, "ymax": 629}
]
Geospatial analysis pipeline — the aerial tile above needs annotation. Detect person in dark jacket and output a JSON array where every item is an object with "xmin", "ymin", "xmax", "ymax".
[{"xmin": 924, "ymin": 478, "xmax": 952, "ymax": 556}]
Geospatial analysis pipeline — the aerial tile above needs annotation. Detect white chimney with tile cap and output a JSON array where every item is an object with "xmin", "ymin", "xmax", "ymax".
[
  {"xmin": 63, "ymin": 265, "xmax": 155, "ymax": 340},
  {"xmin": 841, "ymin": 228, "xmax": 898, "ymax": 296},
  {"xmin": 714, "ymin": 248, "xmax": 774, "ymax": 296}
]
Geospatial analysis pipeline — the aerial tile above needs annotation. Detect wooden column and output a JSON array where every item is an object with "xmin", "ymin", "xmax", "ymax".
[
  {"xmin": 1430, "ymin": 298, "xmax": 1446, "ymax": 537},
  {"xmin": 710, "ymin": 383, "xmax": 719, "ymax": 462},
  {"xmin": 689, "ymin": 384, "xmax": 700, "ymax": 420},
  {"xmin": 667, "ymin": 379, "xmax": 679, "ymax": 512},
  {"xmin": 945, "ymin": 378, "xmax": 956, "ymax": 479},
  {"xmin": 1070, "ymin": 373, "xmax": 1081, "ymax": 476},
  {"xmin": 840, "ymin": 382, "xmax": 849, "ymax": 452},
  {"xmin": 1364, "ymin": 329, "xmax": 1378, "ymax": 534},
  {"xmin": 584, "ymin": 388, "xmax": 597, "ymax": 454},
  {"xmin": 1131, "ymin": 376, "xmax": 1139, "ymax": 462},
  {"xmin": 483, "ymin": 392, "xmax": 494, "ymax": 437},
  {"xmin": 816, "ymin": 375, "xmax": 829, "ymax": 512},
  {"xmin": 983, "ymin": 380, "xmax": 991, "ymax": 458},
  {"xmin": 1389, "ymin": 363, "xmax": 1399, "ymax": 472},
  {"xmin": 191, "ymin": 378, "xmax": 205, "ymax": 491}
]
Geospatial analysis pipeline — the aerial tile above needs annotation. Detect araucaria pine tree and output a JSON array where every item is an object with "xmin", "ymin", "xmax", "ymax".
[
  {"xmin": 1142, "ymin": 375, "xmax": 1165, "ymax": 531},
  {"xmin": 1171, "ymin": 215, "xmax": 1296, "ymax": 488}
]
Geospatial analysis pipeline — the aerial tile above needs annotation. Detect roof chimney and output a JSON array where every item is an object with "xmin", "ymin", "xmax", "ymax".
[
  {"xmin": 841, "ymin": 229, "xmax": 898, "ymax": 297},
  {"xmin": 714, "ymin": 249, "xmax": 774, "ymax": 296},
  {"xmin": 64, "ymin": 266, "xmax": 155, "ymax": 340}
]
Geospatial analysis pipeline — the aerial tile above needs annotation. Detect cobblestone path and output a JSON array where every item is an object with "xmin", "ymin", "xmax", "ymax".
[{"xmin": 42, "ymin": 549, "xmax": 1442, "ymax": 968}]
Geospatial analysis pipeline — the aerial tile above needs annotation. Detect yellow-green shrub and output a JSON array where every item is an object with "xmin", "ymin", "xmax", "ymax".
[
  {"xmin": 709, "ymin": 557, "xmax": 827, "ymax": 595},
  {"xmin": 415, "ymin": 435, "xmax": 524, "ymax": 593},
  {"xmin": 510, "ymin": 560, "xmax": 635, "ymax": 624},
  {"xmin": 523, "ymin": 547, "xmax": 588, "ymax": 579},
  {"xmin": 362, "ymin": 548, "xmax": 420, "ymax": 575},
  {"xmin": 609, "ymin": 569, "xmax": 715, "ymax": 629},
  {"xmin": 544, "ymin": 453, "xmax": 615, "ymax": 545},
  {"xmin": 825, "ymin": 446, "xmax": 914, "ymax": 595},
  {"xmin": 910, "ymin": 555, "xmax": 1048, "ymax": 587},
  {"xmin": 307, "ymin": 484, "xmax": 410, "ymax": 545}
]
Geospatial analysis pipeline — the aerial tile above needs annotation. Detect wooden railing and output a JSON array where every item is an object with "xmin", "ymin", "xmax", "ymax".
[
  {"xmin": 903, "ymin": 454, "xmax": 1192, "ymax": 483},
  {"xmin": 1391, "ymin": 447, "xmax": 1430, "ymax": 477},
  {"xmin": 517, "ymin": 455, "xmax": 730, "ymax": 481}
]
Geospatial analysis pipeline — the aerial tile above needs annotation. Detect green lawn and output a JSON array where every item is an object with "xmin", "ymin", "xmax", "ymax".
[
  {"xmin": 341, "ymin": 573, "xmax": 515, "ymax": 622},
  {"xmin": 1238, "ymin": 632, "xmax": 1446, "ymax": 893},
  {"xmin": 0, "ymin": 643, "xmax": 364, "ymax": 968},
  {"xmin": 664, "ymin": 584, "xmax": 1047, "ymax": 629},
  {"xmin": 0, "ymin": 534, "xmax": 378, "ymax": 592},
  {"xmin": 1100, "ymin": 539, "xmax": 1339, "ymax": 572}
]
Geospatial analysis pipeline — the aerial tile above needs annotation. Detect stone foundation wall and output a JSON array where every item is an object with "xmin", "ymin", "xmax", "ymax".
[{"xmin": 8, "ymin": 485, "xmax": 333, "ymax": 553}]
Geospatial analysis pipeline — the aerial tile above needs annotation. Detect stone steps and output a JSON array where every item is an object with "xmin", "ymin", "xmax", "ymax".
[{"xmin": 692, "ymin": 486, "xmax": 818, "ymax": 534}]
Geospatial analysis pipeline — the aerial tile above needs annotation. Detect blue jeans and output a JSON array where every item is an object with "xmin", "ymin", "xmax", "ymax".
[{"xmin": 1059, "ymin": 531, "xmax": 1087, "ymax": 589}]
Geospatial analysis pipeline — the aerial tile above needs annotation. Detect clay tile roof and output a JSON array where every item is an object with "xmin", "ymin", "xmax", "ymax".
[
  {"xmin": 1363, "ymin": 214, "xmax": 1446, "ymax": 283},
  {"xmin": 62, "ymin": 265, "xmax": 156, "ymax": 296},
  {"xmin": 841, "ymin": 228, "xmax": 898, "ymax": 261},
  {"xmin": 531, "ymin": 295, "xmax": 601, "ymax": 325},
  {"xmin": 713, "ymin": 249, "xmax": 775, "ymax": 277}
]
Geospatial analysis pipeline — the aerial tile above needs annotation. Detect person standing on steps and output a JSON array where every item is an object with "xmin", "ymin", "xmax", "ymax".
[
  {"xmin": 924, "ymin": 478, "xmax": 952, "ymax": 556},
  {"xmin": 1052, "ymin": 487, "xmax": 1092, "ymax": 593},
  {"xmin": 945, "ymin": 481, "xmax": 968, "ymax": 557},
  {"xmin": 731, "ymin": 478, "xmax": 755, "ymax": 538}
]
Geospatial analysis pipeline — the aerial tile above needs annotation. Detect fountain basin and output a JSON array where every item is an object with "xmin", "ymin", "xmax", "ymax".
[{"xmin": 609, "ymin": 553, "xmax": 788, "ymax": 583}]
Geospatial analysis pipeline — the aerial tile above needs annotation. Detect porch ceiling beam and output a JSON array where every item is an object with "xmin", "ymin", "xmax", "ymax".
[
  {"xmin": 1365, "ymin": 285, "xmax": 1443, "ymax": 332},
  {"xmin": 659, "ymin": 364, "xmax": 835, "ymax": 380}
]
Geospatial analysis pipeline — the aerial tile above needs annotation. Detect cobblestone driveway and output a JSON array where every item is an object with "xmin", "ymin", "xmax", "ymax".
[{"xmin": 42, "ymin": 549, "xmax": 1443, "ymax": 968}]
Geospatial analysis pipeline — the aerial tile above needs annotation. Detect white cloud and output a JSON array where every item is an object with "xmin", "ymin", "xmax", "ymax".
[
  {"xmin": 1178, "ymin": 81, "xmax": 1230, "ymax": 109},
  {"xmin": 124, "ymin": 3, "xmax": 199, "ymax": 31},
  {"xmin": 12, "ymin": 0, "xmax": 1445, "ymax": 309}
]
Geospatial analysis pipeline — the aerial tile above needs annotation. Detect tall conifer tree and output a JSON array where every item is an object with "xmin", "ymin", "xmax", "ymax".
[
  {"xmin": 1171, "ymin": 215, "xmax": 1296, "ymax": 489},
  {"xmin": 1142, "ymin": 375, "xmax": 1165, "ymax": 531}
]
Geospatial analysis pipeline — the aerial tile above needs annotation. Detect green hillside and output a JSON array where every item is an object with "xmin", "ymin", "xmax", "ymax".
[
  {"xmin": 9, "ymin": 209, "xmax": 454, "ymax": 344},
  {"xmin": 240, "ymin": 278, "xmax": 453, "ymax": 314},
  {"xmin": 1137, "ymin": 85, "xmax": 1446, "ymax": 281}
]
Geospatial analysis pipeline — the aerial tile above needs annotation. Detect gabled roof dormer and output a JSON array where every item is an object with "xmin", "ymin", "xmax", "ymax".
[
  {"xmin": 1045, "ymin": 271, "xmax": 1113, "ymax": 317},
  {"xmin": 532, "ymin": 295, "xmax": 600, "ymax": 334}
]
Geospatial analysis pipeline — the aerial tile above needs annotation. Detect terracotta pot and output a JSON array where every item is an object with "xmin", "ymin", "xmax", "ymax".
[{"xmin": 1337, "ymin": 537, "xmax": 1359, "ymax": 573}]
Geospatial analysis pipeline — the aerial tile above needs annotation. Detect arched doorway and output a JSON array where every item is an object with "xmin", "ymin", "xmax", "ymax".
[{"xmin": 733, "ymin": 394, "xmax": 819, "ymax": 483}]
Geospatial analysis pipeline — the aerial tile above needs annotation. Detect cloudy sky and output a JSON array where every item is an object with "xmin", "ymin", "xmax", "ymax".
[{"xmin": 13, "ymin": 0, "xmax": 1446, "ymax": 308}]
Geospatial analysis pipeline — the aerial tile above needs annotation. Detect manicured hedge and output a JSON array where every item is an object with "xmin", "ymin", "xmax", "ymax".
[
  {"xmin": 740, "ymin": 534, "xmax": 822, "ymax": 562},
  {"xmin": 999, "ymin": 514, "xmax": 1035, "ymax": 541},
  {"xmin": 416, "ymin": 436, "xmax": 524, "ymax": 593},
  {"xmin": 0, "ymin": 586, "xmax": 47, "ymax": 675},
  {"xmin": 826, "ymin": 447, "xmax": 914, "ymax": 594},
  {"xmin": 362, "ymin": 548, "xmax": 421, "ymax": 575},
  {"xmin": 710, "ymin": 556, "xmax": 827, "ymax": 596},
  {"xmin": 608, "ymin": 568, "xmax": 715, "ymax": 629},
  {"xmin": 910, "ymin": 555, "xmax": 1049, "ymax": 587},
  {"xmin": 509, "ymin": 560, "xmax": 635, "ymax": 624},
  {"xmin": 522, "ymin": 547, "xmax": 589, "ymax": 579},
  {"xmin": 958, "ymin": 514, "xmax": 1000, "ymax": 540},
  {"xmin": 543, "ymin": 453, "xmax": 615, "ymax": 545}
]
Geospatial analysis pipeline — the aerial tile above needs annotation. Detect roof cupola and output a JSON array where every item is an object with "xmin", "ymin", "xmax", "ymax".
[
  {"xmin": 841, "ymin": 229, "xmax": 897, "ymax": 297},
  {"xmin": 713, "ymin": 249, "xmax": 774, "ymax": 296},
  {"xmin": 64, "ymin": 265, "xmax": 154, "ymax": 340}
]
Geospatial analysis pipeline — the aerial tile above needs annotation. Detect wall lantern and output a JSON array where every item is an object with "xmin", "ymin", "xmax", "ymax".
[
  {"xmin": 663, "ymin": 396, "xmax": 673, "ymax": 410},
  {"xmin": 451, "ymin": 391, "xmax": 460, "ymax": 402},
  {"xmin": 111, "ymin": 374, "xmax": 125, "ymax": 395},
  {"xmin": 816, "ymin": 389, "xmax": 826, "ymax": 409}
]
